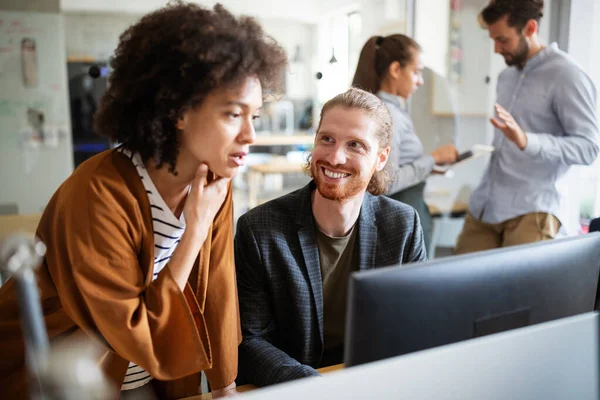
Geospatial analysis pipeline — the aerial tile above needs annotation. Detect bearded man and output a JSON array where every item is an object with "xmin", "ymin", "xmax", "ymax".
[
  {"xmin": 455, "ymin": 0, "xmax": 599, "ymax": 253},
  {"xmin": 234, "ymin": 87, "xmax": 426, "ymax": 387}
]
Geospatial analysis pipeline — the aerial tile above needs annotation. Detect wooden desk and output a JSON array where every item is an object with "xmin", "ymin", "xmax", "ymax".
[
  {"xmin": 0, "ymin": 213, "xmax": 42, "ymax": 240},
  {"xmin": 247, "ymin": 162, "xmax": 306, "ymax": 209},
  {"xmin": 181, "ymin": 364, "xmax": 344, "ymax": 400},
  {"xmin": 427, "ymin": 201, "xmax": 469, "ymax": 218},
  {"xmin": 252, "ymin": 134, "xmax": 315, "ymax": 147},
  {"xmin": 249, "ymin": 163, "xmax": 306, "ymax": 174},
  {"xmin": 426, "ymin": 200, "xmax": 469, "ymax": 257},
  {"xmin": 0, "ymin": 213, "xmax": 42, "ymax": 284}
]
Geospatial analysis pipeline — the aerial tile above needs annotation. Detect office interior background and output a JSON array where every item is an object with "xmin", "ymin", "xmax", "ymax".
[
  {"xmin": 3, "ymin": 1, "xmax": 600, "ymax": 399},
  {"xmin": 0, "ymin": 0, "xmax": 599, "ymax": 253}
]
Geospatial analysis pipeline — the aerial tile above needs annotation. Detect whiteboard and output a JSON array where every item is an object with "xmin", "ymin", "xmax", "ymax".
[{"xmin": 0, "ymin": 11, "xmax": 73, "ymax": 213}]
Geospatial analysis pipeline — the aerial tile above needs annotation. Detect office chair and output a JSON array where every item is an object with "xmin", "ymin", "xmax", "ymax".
[{"xmin": 589, "ymin": 217, "xmax": 600, "ymax": 233}]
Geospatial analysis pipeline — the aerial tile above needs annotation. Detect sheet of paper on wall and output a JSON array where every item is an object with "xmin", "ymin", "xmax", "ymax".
[{"xmin": 432, "ymin": 144, "xmax": 495, "ymax": 176}]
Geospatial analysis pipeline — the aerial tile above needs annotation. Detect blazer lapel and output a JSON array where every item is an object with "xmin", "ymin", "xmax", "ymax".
[
  {"xmin": 295, "ymin": 182, "xmax": 324, "ymax": 348},
  {"xmin": 357, "ymin": 193, "xmax": 377, "ymax": 271}
]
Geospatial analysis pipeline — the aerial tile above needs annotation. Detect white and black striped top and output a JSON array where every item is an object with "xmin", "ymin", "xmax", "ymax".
[{"xmin": 118, "ymin": 148, "xmax": 187, "ymax": 391}]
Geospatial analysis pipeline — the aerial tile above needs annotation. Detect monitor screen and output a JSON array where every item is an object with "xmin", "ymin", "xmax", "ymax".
[
  {"xmin": 67, "ymin": 62, "xmax": 111, "ymax": 167},
  {"xmin": 344, "ymin": 234, "xmax": 600, "ymax": 367}
]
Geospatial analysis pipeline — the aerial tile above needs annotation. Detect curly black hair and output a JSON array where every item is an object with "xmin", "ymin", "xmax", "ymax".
[{"xmin": 94, "ymin": 1, "xmax": 288, "ymax": 173}]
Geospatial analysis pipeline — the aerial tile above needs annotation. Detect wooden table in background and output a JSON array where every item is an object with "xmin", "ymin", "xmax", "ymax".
[
  {"xmin": 247, "ymin": 162, "xmax": 306, "ymax": 209},
  {"xmin": 0, "ymin": 213, "xmax": 42, "ymax": 240},
  {"xmin": 181, "ymin": 364, "xmax": 344, "ymax": 400},
  {"xmin": 252, "ymin": 134, "xmax": 315, "ymax": 146},
  {"xmin": 245, "ymin": 133, "xmax": 313, "ymax": 209},
  {"xmin": 427, "ymin": 201, "xmax": 469, "ymax": 218}
]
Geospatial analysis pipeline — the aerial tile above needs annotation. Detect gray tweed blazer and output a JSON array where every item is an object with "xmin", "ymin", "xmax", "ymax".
[{"xmin": 235, "ymin": 181, "xmax": 426, "ymax": 387}]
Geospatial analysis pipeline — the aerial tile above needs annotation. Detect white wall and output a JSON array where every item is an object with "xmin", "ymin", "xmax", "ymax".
[
  {"xmin": 64, "ymin": 13, "xmax": 138, "ymax": 61},
  {"xmin": 2, "ymin": 0, "xmax": 59, "ymax": 12},
  {"xmin": 358, "ymin": 0, "xmax": 409, "ymax": 43},
  {"xmin": 414, "ymin": 0, "xmax": 449, "ymax": 78},
  {"xmin": 565, "ymin": 0, "xmax": 594, "ymax": 73},
  {"xmin": 590, "ymin": 1, "xmax": 600, "ymax": 217},
  {"xmin": 60, "ymin": 0, "xmax": 321, "ymax": 23},
  {"xmin": 429, "ymin": 4, "xmax": 491, "ymax": 116},
  {"xmin": 590, "ymin": 3, "xmax": 600, "ymax": 121},
  {"xmin": 562, "ymin": 0, "xmax": 600, "ymax": 218}
]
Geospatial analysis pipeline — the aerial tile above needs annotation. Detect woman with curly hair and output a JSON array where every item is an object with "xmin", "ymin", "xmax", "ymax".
[{"xmin": 0, "ymin": 2, "xmax": 287, "ymax": 399}]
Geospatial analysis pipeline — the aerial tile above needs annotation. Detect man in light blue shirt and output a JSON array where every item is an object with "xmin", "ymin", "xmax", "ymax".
[{"xmin": 455, "ymin": 0, "xmax": 600, "ymax": 254}]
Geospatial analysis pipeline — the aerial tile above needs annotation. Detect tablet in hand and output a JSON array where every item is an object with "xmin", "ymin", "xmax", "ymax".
[
  {"xmin": 432, "ymin": 145, "xmax": 494, "ymax": 175},
  {"xmin": 456, "ymin": 150, "xmax": 474, "ymax": 163}
]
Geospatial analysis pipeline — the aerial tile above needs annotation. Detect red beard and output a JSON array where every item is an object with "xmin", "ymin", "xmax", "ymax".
[{"xmin": 311, "ymin": 160, "xmax": 370, "ymax": 202}]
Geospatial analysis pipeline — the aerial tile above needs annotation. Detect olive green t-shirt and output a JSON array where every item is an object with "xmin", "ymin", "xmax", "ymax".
[{"xmin": 316, "ymin": 223, "xmax": 359, "ymax": 365}]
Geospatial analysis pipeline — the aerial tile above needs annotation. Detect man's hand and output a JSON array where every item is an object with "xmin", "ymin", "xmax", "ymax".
[
  {"xmin": 211, "ymin": 382, "xmax": 238, "ymax": 398},
  {"xmin": 491, "ymin": 104, "xmax": 528, "ymax": 150}
]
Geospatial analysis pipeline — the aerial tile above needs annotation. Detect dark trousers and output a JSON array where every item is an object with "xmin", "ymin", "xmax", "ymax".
[{"xmin": 388, "ymin": 182, "xmax": 432, "ymax": 257}]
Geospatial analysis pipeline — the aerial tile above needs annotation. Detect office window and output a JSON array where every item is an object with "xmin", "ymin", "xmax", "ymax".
[
  {"xmin": 316, "ymin": 10, "xmax": 361, "ymax": 104},
  {"xmin": 347, "ymin": 11, "xmax": 362, "ymax": 85}
]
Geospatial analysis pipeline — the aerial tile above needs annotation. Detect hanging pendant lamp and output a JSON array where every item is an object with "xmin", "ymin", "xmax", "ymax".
[{"xmin": 329, "ymin": 47, "xmax": 337, "ymax": 64}]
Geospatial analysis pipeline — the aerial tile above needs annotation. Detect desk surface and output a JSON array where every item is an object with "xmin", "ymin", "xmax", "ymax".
[
  {"xmin": 181, "ymin": 364, "xmax": 343, "ymax": 400},
  {"xmin": 0, "ymin": 213, "xmax": 42, "ymax": 240},
  {"xmin": 248, "ymin": 162, "xmax": 305, "ymax": 174},
  {"xmin": 427, "ymin": 201, "xmax": 468, "ymax": 217},
  {"xmin": 252, "ymin": 134, "xmax": 314, "ymax": 146}
]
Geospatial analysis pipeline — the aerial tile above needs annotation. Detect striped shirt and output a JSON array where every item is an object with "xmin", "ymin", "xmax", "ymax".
[
  {"xmin": 377, "ymin": 90, "xmax": 436, "ymax": 195},
  {"xmin": 118, "ymin": 147, "xmax": 187, "ymax": 390}
]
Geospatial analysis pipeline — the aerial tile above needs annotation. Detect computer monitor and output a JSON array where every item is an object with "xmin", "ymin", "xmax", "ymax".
[{"xmin": 344, "ymin": 234, "xmax": 600, "ymax": 367}]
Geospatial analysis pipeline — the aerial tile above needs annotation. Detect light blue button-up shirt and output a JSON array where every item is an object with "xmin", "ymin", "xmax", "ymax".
[
  {"xmin": 469, "ymin": 43, "xmax": 600, "ymax": 233},
  {"xmin": 377, "ymin": 91, "xmax": 435, "ymax": 194}
]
